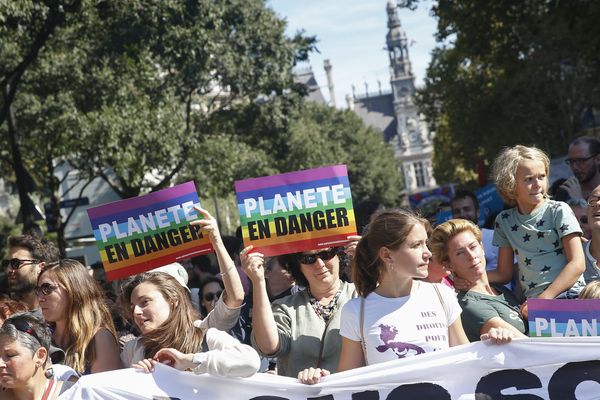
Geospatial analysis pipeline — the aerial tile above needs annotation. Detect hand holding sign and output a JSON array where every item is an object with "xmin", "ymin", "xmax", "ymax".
[
  {"xmin": 344, "ymin": 235, "xmax": 361, "ymax": 258},
  {"xmin": 191, "ymin": 206, "xmax": 221, "ymax": 244},
  {"xmin": 241, "ymin": 245, "xmax": 266, "ymax": 284}
]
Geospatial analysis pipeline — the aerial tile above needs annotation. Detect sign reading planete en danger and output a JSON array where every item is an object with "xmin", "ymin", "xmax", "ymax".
[
  {"xmin": 235, "ymin": 165, "xmax": 357, "ymax": 256},
  {"xmin": 528, "ymin": 298, "xmax": 600, "ymax": 337},
  {"xmin": 86, "ymin": 181, "xmax": 212, "ymax": 281}
]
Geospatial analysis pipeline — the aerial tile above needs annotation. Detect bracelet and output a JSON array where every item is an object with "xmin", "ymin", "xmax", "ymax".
[{"xmin": 219, "ymin": 264, "xmax": 236, "ymax": 277}]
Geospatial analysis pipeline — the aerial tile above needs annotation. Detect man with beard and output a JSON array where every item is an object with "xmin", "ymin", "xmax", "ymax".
[
  {"xmin": 450, "ymin": 189, "xmax": 498, "ymax": 270},
  {"xmin": 3, "ymin": 235, "xmax": 60, "ymax": 310},
  {"xmin": 562, "ymin": 136, "xmax": 600, "ymax": 200}
]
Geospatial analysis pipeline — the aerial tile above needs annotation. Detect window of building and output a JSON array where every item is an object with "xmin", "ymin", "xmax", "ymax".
[{"xmin": 414, "ymin": 161, "xmax": 426, "ymax": 188}]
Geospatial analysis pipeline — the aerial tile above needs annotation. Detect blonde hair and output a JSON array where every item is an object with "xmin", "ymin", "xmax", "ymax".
[
  {"xmin": 429, "ymin": 219, "xmax": 482, "ymax": 265},
  {"xmin": 491, "ymin": 145, "xmax": 550, "ymax": 207},
  {"xmin": 40, "ymin": 259, "xmax": 117, "ymax": 373},
  {"xmin": 579, "ymin": 281, "xmax": 600, "ymax": 299},
  {"xmin": 122, "ymin": 272, "xmax": 203, "ymax": 359}
]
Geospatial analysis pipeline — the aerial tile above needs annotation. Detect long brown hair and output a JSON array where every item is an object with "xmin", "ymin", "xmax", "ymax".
[
  {"xmin": 39, "ymin": 259, "xmax": 117, "ymax": 373},
  {"xmin": 353, "ymin": 208, "xmax": 429, "ymax": 297},
  {"xmin": 122, "ymin": 272, "xmax": 203, "ymax": 359}
]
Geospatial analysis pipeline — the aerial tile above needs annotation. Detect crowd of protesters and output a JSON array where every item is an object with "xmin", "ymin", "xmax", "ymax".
[{"xmin": 1, "ymin": 139, "xmax": 600, "ymax": 397}]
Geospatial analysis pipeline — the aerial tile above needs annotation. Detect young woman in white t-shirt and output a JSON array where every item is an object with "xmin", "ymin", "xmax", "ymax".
[{"xmin": 298, "ymin": 209, "xmax": 514, "ymax": 384}]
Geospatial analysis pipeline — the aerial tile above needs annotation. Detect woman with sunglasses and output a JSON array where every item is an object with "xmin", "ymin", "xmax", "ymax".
[
  {"xmin": 198, "ymin": 277, "xmax": 224, "ymax": 318},
  {"xmin": 0, "ymin": 312, "xmax": 73, "ymax": 399},
  {"xmin": 242, "ymin": 238, "xmax": 358, "ymax": 378},
  {"xmin": 120, "ymin": 207, "xmax": 245, "ymax": 366},
  {"xmin": 36, "ymin": 259, "xmax": 120, "ymax": 375},
  {"xmin": 298, "ymin": 210, "xmax": 516, "ymax": 384}
]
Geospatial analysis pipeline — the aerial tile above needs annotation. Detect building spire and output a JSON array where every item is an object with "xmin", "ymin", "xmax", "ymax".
[{"xmin": 386, "ymin": 0, "xmax": 412, "ymax": 80}]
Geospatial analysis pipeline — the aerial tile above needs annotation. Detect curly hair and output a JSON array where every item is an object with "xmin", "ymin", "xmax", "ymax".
[
  {"xmin": 121, "ymin": 272, "xmax": 203, "ymax": 359},
  {"xmin": 352, "ymin": 208, "xmax": 429, "ymax": 297},
  {"xmin": 428, "ymin": 219, "xmax": 482, "ymax": 265},
  {"xmin": 491, "ymin": 145, "xmax": 550, "ymax": 207},
  {"xmin": 7, "ymin": 235, "xmax": 60, "ymax": 263}
]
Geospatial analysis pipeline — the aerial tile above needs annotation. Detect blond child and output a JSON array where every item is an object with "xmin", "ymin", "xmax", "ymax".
[
  {"xmin": 489, "ymin": 145, "xmax": 586, "ymax": 319},
  {"xmin": 579, "ymin": 280, "xmax": 600, "ymax": 299}
]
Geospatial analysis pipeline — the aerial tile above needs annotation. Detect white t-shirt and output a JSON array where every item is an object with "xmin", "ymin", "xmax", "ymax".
[{"xmin": 340, "ymin": 281, "xmax": 461, "ymax": 366}]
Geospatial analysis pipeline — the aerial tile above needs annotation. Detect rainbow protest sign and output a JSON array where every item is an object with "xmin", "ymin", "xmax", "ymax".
[
  {"xmin": 528, "ymin": 298, "xmax": 600, "ymax": 337},
  {"xmin": 235, "ymin": 165, "xmax": 357, "ymax": 256},
  {"xmin": 87, "ymin": 181, "xmax": 212, "ymax": 281}
]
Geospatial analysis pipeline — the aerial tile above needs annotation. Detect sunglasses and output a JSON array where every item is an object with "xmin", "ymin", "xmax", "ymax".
[
  {"xmin": 296, "ymin": 248, "xmax": 338, "ymax": 265},
  {"xmin": 203, "ymin": 290, "xmax": 222, "ymax": 302},
  {"xmin": 34, "ymin": 282, "xmax": 60, "ymax": 296},
  {"xmin": 9, "ymin": 317, "xmax": 41, "ymax": 345},
  {"xmin": 2, "ymin": 258, "xmax": 39, "ymax": 270}
]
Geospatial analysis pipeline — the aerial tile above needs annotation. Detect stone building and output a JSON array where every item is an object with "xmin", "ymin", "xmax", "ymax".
[{"xmin": 348, "ymin": 0, "xmax": 436, "ymax": 196}]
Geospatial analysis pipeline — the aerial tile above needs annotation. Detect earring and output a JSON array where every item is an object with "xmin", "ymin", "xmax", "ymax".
[{"xmin": 388, "ymin": 263, "xmax": 395, "ymax": 271}]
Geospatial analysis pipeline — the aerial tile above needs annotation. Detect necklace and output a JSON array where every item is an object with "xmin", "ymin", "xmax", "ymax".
[{"xmin": 308, "ymin": 287, "xmax": 342, "ymax": 322}]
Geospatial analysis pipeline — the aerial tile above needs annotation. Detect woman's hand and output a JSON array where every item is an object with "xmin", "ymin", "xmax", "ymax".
[
  {"xmin": 132, "ymin": 358, "xmax": 159, "ymax": 373},
  {"xmin": 344, "ymin": 235, "xmax": 361, "ymax": 258},
  {"xmin": 191, "ymin": 206, "xmax": 221, "ymax": 244},
  {"xmin": 480, "ymin": 327, "xmax": 517, "ymax": 344},
  {"xmin": 241, "ymin": 245, "xmax": 266, "ymax": 284},
  {"xmin": 153, "ymin": 348, "xmax": 195, "ymax": 371},
  {"xmin": 297, "ymin": 367, "xmax": 330, "ymax": 385}
]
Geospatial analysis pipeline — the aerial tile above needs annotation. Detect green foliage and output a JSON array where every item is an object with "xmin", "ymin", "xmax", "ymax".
[
  {"xmin": 196, "ymin": 98, "xmax": 404, "ymax": 206},
  {"xmin": 408, "ymin": 0, "xmax": 600, "ymax": 185}
]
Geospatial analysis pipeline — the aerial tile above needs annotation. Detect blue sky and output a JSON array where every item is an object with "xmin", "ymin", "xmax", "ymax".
[{"xmin": 267, "ymin": 0, "xmax": 439, "ymax": 108}]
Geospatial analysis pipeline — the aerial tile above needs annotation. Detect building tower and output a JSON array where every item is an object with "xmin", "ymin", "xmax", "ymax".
[{"xmin": 386, "ymin": 0, "xmax": 436, "ymax": 194}]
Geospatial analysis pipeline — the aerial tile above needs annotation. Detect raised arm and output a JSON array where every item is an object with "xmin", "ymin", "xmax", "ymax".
[
  {"xmin": 192, "ymin": 206, "xmax": 244, "ymax": 308},
  {"xmin": 242, "ymin": 246, "xmax": 280, "ymax": 355}
]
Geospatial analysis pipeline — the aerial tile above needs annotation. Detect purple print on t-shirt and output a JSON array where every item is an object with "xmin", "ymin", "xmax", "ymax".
[{"xmin": 376, "ymin": 324, "xmax": 425, "ymax": 358}]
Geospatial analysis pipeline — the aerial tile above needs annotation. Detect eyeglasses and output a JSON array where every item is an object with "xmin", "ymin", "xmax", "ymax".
[
  {"xmin": 2, "ymin": 258, "xmax": 39, "ymax": 271},
  {"xmin": 203, "ymin": 291, "xmax": 222, "ymax": 302},
  {"xmin": 8, "ymin": 317, "xmax": 41, "ymax": 345},
  {"xmin": 588, "ymin": 196, "xmax": 600, "ymax": 207},
  {"xmin": 296, "ymin": 248, "xmax": 338, "ymax": 265},
  {"xmin": 565, "ymin": 155, "xmax": 596, "ymax": 166},
  {"xmin": 34, "ymin": 282, "xmax": 60, "ymax": 296}
]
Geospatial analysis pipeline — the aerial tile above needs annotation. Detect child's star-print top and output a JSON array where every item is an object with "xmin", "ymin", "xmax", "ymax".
[{"xmin": 493, "ymin": 199, "xmax": 586, "ymax": 298}]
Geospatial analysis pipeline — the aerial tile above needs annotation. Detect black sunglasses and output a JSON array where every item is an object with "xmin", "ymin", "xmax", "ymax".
[
  {"xmin": 203, "ymin": 290, "xmax": 222, "ymax": 302},
  {"xmin": 9, "ymin": 317, "xmax": 41, "ymax": 345},
  {"xmin": 296, "ymin": 248, "xmax": 339, "ymax": 265},
  {"xmin": 34, "ymin": 282, "xmax": 60, "ymax": 296},
  {"xmin": 2, "ymin": 258, "xmax": 40, "ymax": 270}
]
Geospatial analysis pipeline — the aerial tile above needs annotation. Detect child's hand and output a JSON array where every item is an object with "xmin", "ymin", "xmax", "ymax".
[{"xmin": 520, "ymin": 300, "xmax": 529, "ymax": 320}]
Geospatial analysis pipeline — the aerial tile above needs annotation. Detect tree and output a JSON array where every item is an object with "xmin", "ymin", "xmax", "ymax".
[
  {"xmin": 404, "ymin": 0, "xmax": 600, "ymax": 185},
  {"xmin": 186, "ymin": 97, "xmax": 404, "ymax": 206},
  {"xmin": 0, "ymin": 0, "xmax": 315, "ymax": 252}
]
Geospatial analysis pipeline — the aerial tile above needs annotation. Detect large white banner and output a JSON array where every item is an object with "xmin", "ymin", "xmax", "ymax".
[{"xmin": 59, "ymin": 337, "xmax": 600, "ymax": 400}]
